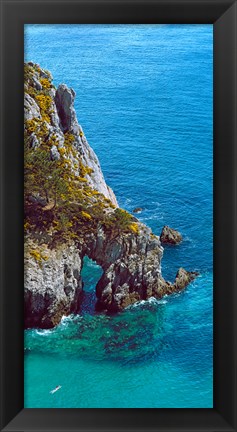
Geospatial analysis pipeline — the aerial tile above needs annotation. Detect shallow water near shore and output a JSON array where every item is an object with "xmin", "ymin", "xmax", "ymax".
[{"xmin": 24, "ymin": 24, "xmax": 213, "ymax": 408}]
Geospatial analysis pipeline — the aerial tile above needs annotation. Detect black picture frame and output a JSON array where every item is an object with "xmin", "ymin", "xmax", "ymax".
[{"xmin": 0, "ymin": 0, "xmax": 236, "ymax": 431}]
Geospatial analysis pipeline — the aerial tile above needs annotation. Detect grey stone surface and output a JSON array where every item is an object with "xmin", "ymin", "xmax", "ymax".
[
  {"xmin": 31, "ymin": 76, "xmax": 42, "ymax": 91},
  {"xmin": 24, "ymin": 243, "xmax": 83, "ymax": 328},
  {"xmin": 30, "ymin": 133, "xmax": 40, "ymax": 149},
  {"xmin": 50, "ymin": 145, "xmax": 60, "ymax": 161},
  {"xmin": 24, "ymin": 93, "xmax": 41, "ymax": 121},
  {"xmin": 55, "ymin": 84, "xmax": 77, "ymax": 133},
  {"xmin": 160, "ymin": 225, "xmax": 183, "ymax": 245}
]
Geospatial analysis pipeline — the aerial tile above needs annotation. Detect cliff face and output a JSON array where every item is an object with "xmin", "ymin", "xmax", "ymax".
[
  {"xmin": 24, "ymin": 63, "xmax": 197, "ymax": 329},
  {"xmin": 24, "ymin": 63, "xmax": 117, "ymax": 206},
  {"xmin": 24, "ymin": 242, "xmax": 83, "ymax": 329},
  {"xmin": 25, "ymin": 223, "xmax": 196, "ymax": 329}
]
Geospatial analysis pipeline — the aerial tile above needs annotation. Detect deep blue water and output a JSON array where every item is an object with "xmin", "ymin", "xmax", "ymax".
[{"xmin": 24, "ymin": 24, "xmax": 213, "ymax": 408}]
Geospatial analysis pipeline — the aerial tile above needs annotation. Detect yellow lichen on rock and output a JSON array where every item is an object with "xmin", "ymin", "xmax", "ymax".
[
  {"xmin": 129, "ymin": 223, "xmax": 139, "ymax": 235},
  {"xmin": 30, "ymin": 249, "xmax": 49, "ymax": 263},
  {"xmin": 81, "ymin": 211, "xmax": 92, "ymax": 220},
  {"xmin": 40, "ymin": 78, "xmax": 51, "ymax": 89}
]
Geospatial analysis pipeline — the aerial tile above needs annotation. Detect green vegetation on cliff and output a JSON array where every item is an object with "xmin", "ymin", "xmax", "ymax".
[{"xmin": 24, "ymin": 63, "xmax": 139, "ymax": 247}]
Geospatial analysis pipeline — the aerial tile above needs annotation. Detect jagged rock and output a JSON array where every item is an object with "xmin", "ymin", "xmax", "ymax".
[
  {"xmin": 48, "ymin": 129, "xmax": 64, "ymax": 148},
  {"xmin": 48, "ymin": 88, "xmax": 56, "ymax": 99},
  {"xmin": 39, "ymin": 67, "xmax": 53, "ymax": 80},
  {"xmin": 29, "ymin": 194, "xmax": 47, "ymax": 206},
  {"xmin": 50, "ymin": 145, "xmax": 60, "ymax": 161},
  {"xmin": 30, "ymin": 133, "xmax": 40, "ymax": 149},
  {"xmin": 24, "ymin": 243, "xmax": 83, "ymax": 328},
  {"xmin": 24, "ymin": 63, "xmax": 118, "ymax": 205},
  {"xmin": 24, "ymin": 93, "xmax": 41, "ymax": 121},
  {"xmin": 31, "ymin": 76, "xmax": 42, "ymax": 91},
  {"xmin": 160, "ymin": 225, "xmax": 182, "ymax": 245},
  {"xmin": 54, "ymin": 82, "xmax": 118, "ymax": 206},
  {"xmin": 55, "ymin": 84, "xmax": 77, "ymax": 133},
  {"xmin": 49, "ymin": 104, "xmax": 61, "ymax": 129},
  {"xmin": 133, "ymin": 207, "xmax": 144, "ymax": 213},
  {"xmin": 173, "ymin": 267, "xmax": 199, "ymax": 291}
]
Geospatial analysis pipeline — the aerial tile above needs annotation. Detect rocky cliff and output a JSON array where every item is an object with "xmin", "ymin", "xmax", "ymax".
[
  {"xmin": 24, "ymin": 63, "xmax": 197, "ymax": 329},
  {"xmin": 24, "ymin": 62, "xmax": 117, "ymax": 206}
]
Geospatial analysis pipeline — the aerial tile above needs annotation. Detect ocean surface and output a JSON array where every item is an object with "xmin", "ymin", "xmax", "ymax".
[{"xmin": 24, "ymin": 24, "xmax": 213, "ymax": 408}]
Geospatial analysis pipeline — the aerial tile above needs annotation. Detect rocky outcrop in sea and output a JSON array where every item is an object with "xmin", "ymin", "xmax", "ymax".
[
  {"xmin": 24, "ymin": 63, "xmax": 197, "ymax": 329},
  {"xmin": 160, "ymin": 225, "xmax": 183, "ymax": 245}
]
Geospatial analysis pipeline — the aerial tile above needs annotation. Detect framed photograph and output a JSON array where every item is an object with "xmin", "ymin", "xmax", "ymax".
[{"xmin": 0, "ymin": 0, "xmax": 236, "ymax": 431}]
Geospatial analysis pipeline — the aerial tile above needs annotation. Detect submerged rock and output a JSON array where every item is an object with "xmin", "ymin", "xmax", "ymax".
[
  {"xmin": 133, "ymin": 207, "xmax": 144, "ymax": 213},
  {"xmin": 160, "ymin": 225, "xmax": 182, "ymax": 245}
]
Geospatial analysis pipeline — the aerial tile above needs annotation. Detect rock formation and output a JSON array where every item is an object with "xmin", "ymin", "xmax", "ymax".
[
  {"xmin": 160, "ymin": 225, "xmax": 183, "ymax": 245},
  {"xmin": 24, "ymin": 242, "xmax": 83, "ymax": 329},
  {"xmin": 24, "ymin": 63, "xmax": 197, "ymax": 329},
  {"xmin": 24, "ymin": 63, "xmax": 117, "ymax": 206},
  {"xmin": 133, "ymin": 207, "xmax": 144, "ymax": 213},
  {"xmin": 24, "ymin": 224, "xmax": 198, "ymax": 328}
]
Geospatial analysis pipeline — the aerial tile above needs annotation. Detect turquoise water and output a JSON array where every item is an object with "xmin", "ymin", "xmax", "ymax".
[{"xmin": 24, "ymin": 24, "xmax": 213, "ymax": 408}]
